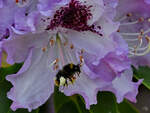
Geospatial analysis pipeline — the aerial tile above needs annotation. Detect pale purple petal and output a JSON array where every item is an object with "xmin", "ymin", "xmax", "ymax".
[
  {"xmin": 104, "ymin": 0, "xmax": 118, "ymax": 8},
  {"xmin": 85, "ymin": 0, "xmax": 104, "ymax": 25},
  {"xmin": 95, "ymin": 16, "xmax": 120, "ymax": 38},
  {"xmin": 144, "ymin": 0, "xmax": 150, "ymax": 4},
  {"xmin": 26, "ymin": 11, "xmax": 50, "ymax": 33},
  {"xmin": 62, "ymin": 72, "xmax": 108, "ymax": 109},
  {"xmin": 0, "ymin": 0, "xmax": 3, "ymax": 8},
  {"xmin": 103, "ymin": 69, "xmax": 143, "ymax": 103},
  {"xmin": 13, "ymin": 9, "xmax": 31, "ymax": 34},
  {"xmin": 82, "ymin": 33, "xmax": 130, "ymax": 81},
  {"xmin": 112, "ymin": 33, "xmax": 129, "ymax": 54},
  {"xmin": 62, "ymin": 68, "xmax": 142, "ymax": 109},
  {"xmin": 131, "ymin": 53, "xmax": 150, "ymax": 68},
  {"xmin": 0, "ymin": 0, "xmax": 38, "ymax": 37},
  {"xmin": 115, "ymin": 0, "xmax": 150, "ymax": 67},
  {"xmin": 65, "ymin": 30, "xmax": 116, "ymax": 59},
  {"xmin": 83, "ymin": 51, "xmax": 130, "ymax": 81},
  {"xmin": 6, "ymin": 48, "xmax": 55, "ymax": 112},
  {"xmin": 0, "ymin": 1, "xmax": 16, "ymax": 39},
  {"xmin": 103, "ymin": 0, "xmax": 118, "ymax": 19},
  {"xmin": 38, "ymin": 0, "xmax": 70, "ymax": 16},
  {"xmin": 2, "ymin": 32, "xmax": 49, "ymax": 64}
]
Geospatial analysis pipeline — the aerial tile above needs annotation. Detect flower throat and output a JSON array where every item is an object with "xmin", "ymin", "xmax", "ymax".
[{"xmin": 46, "ymin": 0, "xmax": 103, "ymax": 36}]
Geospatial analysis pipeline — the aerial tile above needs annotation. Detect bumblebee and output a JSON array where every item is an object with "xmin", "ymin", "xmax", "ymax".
[{"xmin": 54, "ymin": 63, "xmax": 81, "ymax": 87}]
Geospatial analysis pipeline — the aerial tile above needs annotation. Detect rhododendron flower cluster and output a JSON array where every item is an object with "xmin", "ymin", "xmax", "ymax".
[{"xmin": 0, "ymin": 0, "xmax": 148, "ymax": 112}]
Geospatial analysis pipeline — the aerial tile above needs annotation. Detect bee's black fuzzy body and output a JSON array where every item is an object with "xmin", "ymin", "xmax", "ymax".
[{"xmin": 55, "ymin": 63, "xmax": 81, "ymax": 86}]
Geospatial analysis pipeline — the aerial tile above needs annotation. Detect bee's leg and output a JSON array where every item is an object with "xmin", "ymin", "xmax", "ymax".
[
  {"xmin": 68, "ymin": 77, "xmax": 74, "ymax": 84},
  {"xmin": 71, "ymin": 76, "xmax": 76, "ymax": 83},
  {"xmin": 65, "ymin": 80, "xmax": 68, "ymax": 87},
  {"xmin": 75, "ymin": 72, "xmax": 80, "ymax": 77}
]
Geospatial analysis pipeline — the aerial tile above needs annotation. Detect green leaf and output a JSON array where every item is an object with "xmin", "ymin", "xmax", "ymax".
[
  {"xmin": 57, "ymin": 101, "xmax": 79, "ymax": 113},
  {"xmin": 90, "ymin": 92, "xmax": 119, "ymax": 113},
  {"xmin": 118, "ymin": 100, "xmax": 139, "ymax": 113},
  {"xmin": 73, "ymin": 96, "xmax": 89, "ymax": 113},
  {"xmin": 1, "ymin": 52, "xmax": 11, "ymax": 68},
  {"xmin": 54, "ymin": 87, "xmax": 90, "ymax": 113},
  {"xmin": 54, "ymin": 89, "xmax": 141, "ymax": 113},
  {"xmin": 0, "ymin": 64, "xmax": 39, "ymax": 113},
  {"xmin": 54, "ymin": 87, "xmax": 72, "ymax": 113},
  {"xmin": 133, "ymin": 66, "xmax": 150, "ymax": 89},
  {"xmin": 0, "ymin": 80, "xmax": 39, "ymax": 113},
  {"xmin": 0, "ymin": 63, "xmax": 22, "ymax": 81},
  {"xmin": 0, "ymin": 80, "xmax": 12, "ymax": 113}
]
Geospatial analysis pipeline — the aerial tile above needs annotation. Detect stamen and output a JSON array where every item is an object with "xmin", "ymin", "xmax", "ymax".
[
  {"xmin": 116, "ymin": 13, "xmax": 132, "ymax": 22},
  {"xmin": 80, "ymin": 49, "xmax": 84, "ymax": 54},
  {"xmin": 50, "ymin": 39, "xmax": 55, "ymax": 46},
  {"xmin": 128, "ymin": 36, "xmax": 150, "ymax": 57},
  {"xmin": 51, "ymin": 33, "xmax": 83, "ymax": 87},
  {"xmin": 70, "ymin": 44, "xmax": 74, "ymax": 49},
  {"xmin": 55, "ymin": 34, "xmax": 80, "ymax": 69},
  {"xmin": 120, "ymin": 28, "xmax": 150, "ymax": 36},
  {"xmin": 126, "ymin": 13, "xmax": 132, "ymax": 17},
  {"xmin": 120, "ymin": 17, "xmax": 144, "ymax": 26},
  {"xmin": 15, "ymin": 0, "xmax": 32, "ymax": 7},
  {"xmin": 79, "ymin": 55, "xmax": 84, "ymax": 66},
  {"xmin": 59, "ymin": 34, "xmax": 77, "ymax": 63},
  {"xmin": 42, "ymin": 47, "xmax": 47, "ymax": 52},
  {"xmin": 125, "ymin": 38, "xmax": 139, "ymax": 41},
  {"xmin": 120, "ymin": 20, "xmax": 139, "ymax": 26},
  {"xmin": 118, "ymin": 12, "xmax": 150, "ymax": 57},
  {"xmin": 56, "ymin": 34, "xmax": 65, "ymax": 67},
  {"xmin": 138, "ymin": 17, "xmax": 144, "ymax": 22},
  {"xmin": 54, "ymin": 64, "xmax": 59, "ymax": 71},
  {"xmin": 53, "ymin": 58, "xmax": 59, "ymax": 65},
  {"xmin": 117, "ymin": 16, "xmax": 127, "ymax": 22},
  {"xmin": 148, "ymin": 18, "xmax": 150, "ymax": 22}
]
